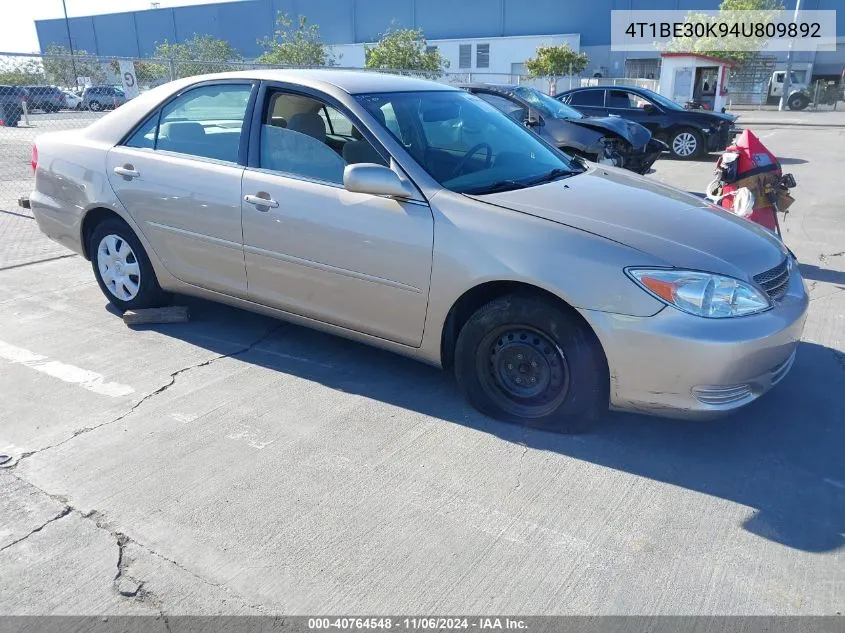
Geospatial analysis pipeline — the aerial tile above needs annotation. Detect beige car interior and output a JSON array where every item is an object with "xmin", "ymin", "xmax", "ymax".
[{"xmin": 260, "ymin": 92, "xmax": 387, "ymax": 183}]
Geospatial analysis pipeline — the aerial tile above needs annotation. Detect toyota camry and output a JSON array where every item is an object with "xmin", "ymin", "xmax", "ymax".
[{"xmin": 29, "ymin": 70, "xmax": 808, "ymax": 431}]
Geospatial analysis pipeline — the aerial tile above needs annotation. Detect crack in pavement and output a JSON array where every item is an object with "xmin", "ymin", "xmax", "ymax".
[
  {"xmin": 0, "ymin": 505, "xmax": 71, "ymax": 552},
  {"xmin": 3, "ymin": 471, "xmax": 271, "ymax": 614},
  {"xmin": 514, "ymin": 425, "xmax": 529, "ymax": 493},
  {"xmin": 6, "ymin": 323, "xmax": 286, "ymax": 469}
]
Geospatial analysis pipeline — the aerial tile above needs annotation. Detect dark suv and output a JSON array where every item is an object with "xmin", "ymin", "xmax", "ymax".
[
  {"xmin": 556, "ymin": 86, "xmax": 740, "ymax": 159},
  {"xmin": 81, "ymin": 86, "xmax": 127, "ymax": 112},
  {"xmin": 0, "ymin": 85, "xmax": 29, "ymax": 127},
  {"xmin": 27, "ymin": 85, "xmax": 65, "ymax": 112}
]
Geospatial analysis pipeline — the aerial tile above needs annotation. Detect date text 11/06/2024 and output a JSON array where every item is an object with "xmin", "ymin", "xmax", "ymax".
[{"xmin": 308, "ymin": 618, "xmax": 528, "ymax": 630}]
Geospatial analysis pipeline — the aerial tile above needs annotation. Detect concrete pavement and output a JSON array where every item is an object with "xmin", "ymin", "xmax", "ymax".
[{"xmin": 0, "ymin": 125, "xmax": 843, "ymax": 616}]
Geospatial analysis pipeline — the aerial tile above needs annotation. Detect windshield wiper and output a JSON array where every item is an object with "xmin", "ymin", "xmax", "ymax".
[
  {"xmin": 461, "ymin": 180, "xmax": 528, "ymax": 195},
  {"xmin": 523, "ymin": 168, "xmax": 578, "ymax": 187}
]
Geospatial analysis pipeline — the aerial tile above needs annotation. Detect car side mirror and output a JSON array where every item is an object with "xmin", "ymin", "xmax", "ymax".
[
  {"xmin": 643, "ymin": 103, "xmax": 657, "ymax": 114},
  {"xmin": 343, "ymin": 163, "xmax": 412, "ymax": 198}
]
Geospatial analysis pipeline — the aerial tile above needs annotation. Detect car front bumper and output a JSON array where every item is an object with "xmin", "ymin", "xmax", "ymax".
[
  {"xmin": 580, "ymin": 264, "xmax": 809, "ymax": 419},
  {"xmin": 621, "ymin": 139, "xmax": 667, "ymax": 174}
]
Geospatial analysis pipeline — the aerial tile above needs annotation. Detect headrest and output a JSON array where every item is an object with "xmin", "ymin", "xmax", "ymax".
[
  {"xmin": 288, "ymin": 112, "xmax": 326, "ymax": 141},
  {"xmin": 167, "ymin": 121, "xmax": 206, "ymax": 143}
]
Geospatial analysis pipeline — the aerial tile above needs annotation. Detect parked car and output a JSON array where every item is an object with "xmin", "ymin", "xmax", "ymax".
[
  {"xmin": 462, "ymin": 84, "xmax": 665, "ymax": 174},
  {"xmin": 27, "ymin": 85, "xmax": 65, "ymax": 112},
  {"xmin": 82, "ymin": 86, "xmax": 127, "ymax": 111},
  {"xmin": 0, "ymin": 85, "xmax": 28, "ymax": 127},
  {"xmin": 556, "ymin": 85, "xmax": 740, "ymax": 159},
  {"xmin": 29, "ymin": 70, "xmax": 807, "ymax": 430},
  {"xmin": 61, "ymin": 90, "xmax": 83, "ymax": 110}
]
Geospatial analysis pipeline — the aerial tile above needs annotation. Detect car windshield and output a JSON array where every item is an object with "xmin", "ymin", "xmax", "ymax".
[
  {"xmin": 356, "ymin": 90, "xmax": 582, "ymax": 195},
  {"xmin": 511, "ymin": 86, "xmax": 584, "ymax": 119},
  {"xmin": 636, "ymin": 87, "xmax": 684, "ymax": 111}
]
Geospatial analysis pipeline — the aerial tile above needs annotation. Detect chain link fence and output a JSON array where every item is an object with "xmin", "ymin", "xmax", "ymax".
[{"xmin": 1, "ymin": 49, "xmax": 840, "ymax": 247}]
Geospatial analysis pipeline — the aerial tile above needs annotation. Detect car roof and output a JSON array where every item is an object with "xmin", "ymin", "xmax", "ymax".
[
  {"xmin": 199, "ymin": 69, "xmax": 458, "ymax": 95},
  {"xmin": 459, "ymin": 83, "xmax": 519, "ymax": 92},
  {"xmin": 559, "ymin": 85, "xmax": 645, "ymax": 94}
]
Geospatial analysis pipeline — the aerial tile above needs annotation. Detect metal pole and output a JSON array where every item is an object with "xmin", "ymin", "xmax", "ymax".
[
  {"xmin": 61, "ymin": 0, "xmax": 79, "ymax": 89},
  {"xmin": 778, "ymin": 0, "xmax": 801, "ymax": 111}
]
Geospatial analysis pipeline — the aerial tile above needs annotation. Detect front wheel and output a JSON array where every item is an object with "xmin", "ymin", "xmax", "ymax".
[
  {"xmin": 454, "ymin": 294, "xmax": 608, "ymax": 433},
  {"xmin": 669, "ymin": 128, "xmax": 703, "ymax": 159},
  {"xmin": 88, "ymin": 100, "xmax": 102, "ymax": 112},
  {"xmin": 89, "ymin": 218, "xmax": 165, "ymax": 312},
  {"xmin": 788, "ymin": 93, "xmax": 809, "ymax": 111}
]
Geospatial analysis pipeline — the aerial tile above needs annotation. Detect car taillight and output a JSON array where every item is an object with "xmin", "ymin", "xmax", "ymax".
[{"xmin": 31, "ymin": 144, "xmax": 38, "ymax": 172}]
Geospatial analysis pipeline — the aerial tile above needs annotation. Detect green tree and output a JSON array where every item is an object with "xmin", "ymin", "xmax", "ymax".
[
  {"xmin": 524, "ymin": 44, "xmax": 589, "ymax": 94},
  {"xmin": 0, "ymin": 57, "xmax": 44, "ymax": 85},
  {"xmin": 256, "ymin": 13, "xmax": 336, "ymax": 66},
  {"xmin": 364, "ymin": 25, "xmax": 449, "ymax": 78},
  {"xmin": 664, "ymin": 0, "xmax": 784, "ymax": 66},
  {"xmin": 42, "ymin": 45, "xmax": 106, "ymax": 87},
  {"xmin": 154, "ymin": 34, "xmax": 243, "ymax": 78}
]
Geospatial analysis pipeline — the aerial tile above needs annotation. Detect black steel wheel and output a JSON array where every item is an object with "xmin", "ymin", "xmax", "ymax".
[
  {"xmin": 454, "ymin": 293, "xmax": 608, "ymax": 432},
  {"xmin": 480, "ymin": 326, "xmax": 570, "ymax": 419}
]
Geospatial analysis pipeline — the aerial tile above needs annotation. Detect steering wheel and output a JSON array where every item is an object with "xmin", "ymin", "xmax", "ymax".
[{"xmin": 449, "ymin": 143, "xmax": 493, "ymax": 180}]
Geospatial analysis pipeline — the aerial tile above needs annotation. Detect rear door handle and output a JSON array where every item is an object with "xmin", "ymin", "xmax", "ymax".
[
  {"xmin": 113, "ymin": 165, "xmax": 139, "ymax": 179},
  {"xmin": 244, "ymin": 194, "xmax": 279, "ymax": 209}
]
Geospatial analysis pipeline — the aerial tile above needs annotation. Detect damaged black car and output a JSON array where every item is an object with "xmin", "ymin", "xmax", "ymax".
[{"xmin": 461, "ymin": 84, "xmax": 666, "ymax": 174}]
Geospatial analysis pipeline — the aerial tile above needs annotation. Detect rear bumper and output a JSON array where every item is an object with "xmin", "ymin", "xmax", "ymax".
[
  {"xmin": 708, "ymin": 124, "xmax": 741, "ymax": 152},
  {"xmin": 580, "ymin": 265, "xmax": 809, "ymax": 419}
]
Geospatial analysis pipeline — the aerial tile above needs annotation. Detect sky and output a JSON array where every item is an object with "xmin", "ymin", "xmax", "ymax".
[{"xmin": 1, "ymin": 0, "xmax": 238, "ymax": 54}]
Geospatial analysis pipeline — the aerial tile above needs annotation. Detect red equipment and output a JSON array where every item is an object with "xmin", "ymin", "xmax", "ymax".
[{"xmin": 711, "ymin": 129, "xmax": 795, "ymax": 237}]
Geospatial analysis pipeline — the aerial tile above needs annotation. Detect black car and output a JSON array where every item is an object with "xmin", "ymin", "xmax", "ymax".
[
  {"xmin": 0, "ymin": 85, "xmax": 28, "ymax": 127},
  {"xmin": 556, "ymin": 86, "xmax": 740, "ymax": 160},
  {"xmin": 461, "ymin": 84, "xmax": 665, "ymax": 174},
  {"xmin": 27, "ymin": 85, "xmax": 65, "ymax": 112}
]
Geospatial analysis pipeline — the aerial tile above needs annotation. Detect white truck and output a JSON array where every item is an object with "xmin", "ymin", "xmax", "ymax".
[{"xmin": 766, "ymin": 70, "xmax": 810, "ymax": 110}]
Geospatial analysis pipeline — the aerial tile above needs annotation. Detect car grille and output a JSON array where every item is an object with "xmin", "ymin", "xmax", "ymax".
[{"xmin": 754, "ymin": 258, "xmax": 790, "ymax": 302}]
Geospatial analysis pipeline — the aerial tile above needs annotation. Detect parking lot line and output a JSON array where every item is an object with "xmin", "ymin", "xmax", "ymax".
[{"xmin": 0, "ymin": 339, "xmax": 134, "ymax": 397}]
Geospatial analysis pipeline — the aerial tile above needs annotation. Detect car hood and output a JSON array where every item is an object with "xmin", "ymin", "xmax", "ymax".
[
  {"xmin": 471, "ymin": 166, "xmax": 787, "ymax": 280},
  {"xmin": 563, "ymin": 116, "xmax": 652, "ymax": 148}
]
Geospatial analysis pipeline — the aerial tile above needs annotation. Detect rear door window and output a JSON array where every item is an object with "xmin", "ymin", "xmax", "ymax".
[
  {"xmin": 123, "ymin": 83, "xmax": 253, "ymax": 163},
  {"xmin": 568, "ymin": 90, "xmax": 605, "ymax": 107}
]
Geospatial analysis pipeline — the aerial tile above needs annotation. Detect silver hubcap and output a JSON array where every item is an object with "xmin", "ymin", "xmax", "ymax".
[
  {"xmin": 672, "ymin": 132, "xmax": 697, "ymax": 157},
  {"xmin": 97, "ymin": 234, "xmax": 140, "ymax": 301}
]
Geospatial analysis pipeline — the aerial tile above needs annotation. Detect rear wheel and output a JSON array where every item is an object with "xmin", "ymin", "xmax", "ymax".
[
  {"xmin": 454, "ymin": 294, "xmax": 608, "ymax": 433},
  {"xmin": 89, "ymin": 218, "xmax": 165, "ymax": 312},
  {"xmin": 669, "ymin": 127, "xmax": 703, "ymax": 159}
]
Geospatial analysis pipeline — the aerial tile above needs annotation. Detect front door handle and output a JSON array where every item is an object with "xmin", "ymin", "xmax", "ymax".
[
  {"xmin": 113, "ymin": 165, "xmax": 140, "ymax": 179},
  {"xmin": 244, "ymin": 193, "xmax": 279, "ymax": 209}
]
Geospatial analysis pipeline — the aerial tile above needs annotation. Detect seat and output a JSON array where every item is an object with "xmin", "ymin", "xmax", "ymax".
[
  {"xmin": 160, "ymin": 121, "xmax": 209, "ymax": 154},
  {"xmin": 260, "ymin": 125, "xmax": 345, "ymax": 183},
  {"xmin": 287, "ymin": 112, "xmax": 327, "ymax": 142},
  {"xmin": 342, "ymin": 127, "xmax": 386, "ymax": 166}
]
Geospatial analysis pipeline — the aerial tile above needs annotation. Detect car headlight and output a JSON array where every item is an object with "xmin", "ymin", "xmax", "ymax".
[{"xmin": 626, "ymin": 268, "xmax": 772, "ymax": 318}]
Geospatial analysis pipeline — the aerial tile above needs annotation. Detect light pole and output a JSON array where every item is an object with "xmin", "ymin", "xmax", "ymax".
[
  {"xmin": 778, "ymin": 0, "xmax": 801, "ymax": 111},
  {"xmin": 61, "ymin": 0, "xmax": 79, "ymax": 89}
]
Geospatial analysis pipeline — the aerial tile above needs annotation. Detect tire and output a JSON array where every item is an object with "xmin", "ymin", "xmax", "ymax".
[
  {"xmin": 788, "ymin": 93, "xmax": 809, "ymax": 111},
  {"xmin": 454, "ymin": 294, "xmax": 608, "ymax": 433},
  {"xmin": 89, "ymin": 100, "xmax": 102, "ymax": 112},
  {"xmin": 669, "ymin": 127, "xmax": 703, "ymax": 159},
  {"xmin": 89, "ymin": 217, "xmax": 165, "ymax": 312}
]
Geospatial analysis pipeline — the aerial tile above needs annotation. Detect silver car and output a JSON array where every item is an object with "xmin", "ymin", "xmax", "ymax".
[{"xmin": 29, "ymin": 70, "xmax": 808, "ymax": 431}]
